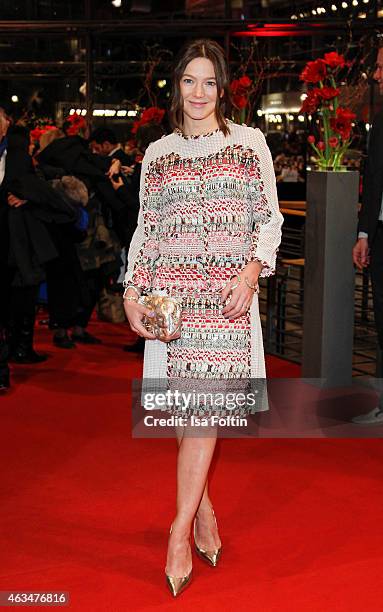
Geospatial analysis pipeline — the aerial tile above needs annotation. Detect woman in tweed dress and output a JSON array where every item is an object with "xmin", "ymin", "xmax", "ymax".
[{"xmin": 123, "ymin": 39, "xmax": 283, "ymax": 596}]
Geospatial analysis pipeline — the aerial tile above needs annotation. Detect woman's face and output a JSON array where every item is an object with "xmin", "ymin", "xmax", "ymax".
[
  {"xmin": 0, "ymin": 111, "xmax": 10, "ymax": 140},
  {"xmin": 180, "ymin": 57, "xmax": 220, "ymax": 123}
]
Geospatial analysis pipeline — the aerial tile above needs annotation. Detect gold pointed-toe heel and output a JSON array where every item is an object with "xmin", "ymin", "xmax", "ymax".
[
  {"xmin": 165, "ymin": 524, "xmax": 193, "ymax": 597},
  {"xmin": 193, "ymin": 509, "xmax": 222, "ymax": 568},
  {"xmin": 165, "ymin": 570, "xmax": 193, "ymax": 597}
]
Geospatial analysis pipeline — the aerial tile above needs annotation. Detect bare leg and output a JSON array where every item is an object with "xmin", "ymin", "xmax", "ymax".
[
  {"xmin": 174, "ymin": 426, "xmax": 221, "ymax": 554},
  {"xmin": 165, "ymin": 423, "xmax": 217, "ymax": 577},
  {"xmin": 194, "ymin": 475, "xmax": 222, "ymax": 552}
]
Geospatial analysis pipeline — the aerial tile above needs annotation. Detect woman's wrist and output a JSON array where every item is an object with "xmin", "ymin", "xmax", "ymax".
[
  {"xmin": 123, "ymin": 283, "xmax": 141, "ymax": 300},
  {"xmin": 242, "ymin": 261, "xmax": 262, "ymax": 283}
]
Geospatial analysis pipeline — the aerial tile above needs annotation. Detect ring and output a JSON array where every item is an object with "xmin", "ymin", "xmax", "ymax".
[{"xmin": 230, "ymin": 275, "xmax": 241, "ymax": 291}]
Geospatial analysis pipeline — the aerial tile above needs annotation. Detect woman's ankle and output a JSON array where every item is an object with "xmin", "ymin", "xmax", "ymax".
[
  {"xmin": 196, "ymin": 500, "xmax": 213, "ymax": 518},
  {"xmin": 171, "ymin": 517, "xmax": 193, "ymax": 539}
]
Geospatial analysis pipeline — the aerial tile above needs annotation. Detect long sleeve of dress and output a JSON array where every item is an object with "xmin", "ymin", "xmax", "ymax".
[
  {"xmin": 245, "ymin": 128, "xmax": 284, "ymax": 277},
  {"xmin": 124, "ymin": 143, "xmax": 161, "ymax": 292}
]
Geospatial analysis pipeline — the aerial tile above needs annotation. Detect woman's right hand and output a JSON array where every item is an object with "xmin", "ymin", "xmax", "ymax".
[{"xmin": 124, "ymin": 291, "xmax": 157, "ymax": 340}]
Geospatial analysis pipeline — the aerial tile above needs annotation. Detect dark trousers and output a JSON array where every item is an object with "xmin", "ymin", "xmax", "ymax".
[
  {"xmin": 0, "ymin": 274, "xmax": 9, "ymax": 375},
  {"xmin": 75, "ymin": 268, "xmax": 105, "ymax": 328},
  {"xmin": 0, "ymin": 264, "xmax": 38, "ymax": 376},
  {"xmin": 45, "ymin": 252, "xmax": 83, "ymax": 330},
  {"xmin": 46, "ymin": 254, "xmax": 104, "ymax": 330},
  {"xmin": 370, "ymin": 223, "xmax": 383, "ymax": 374}
]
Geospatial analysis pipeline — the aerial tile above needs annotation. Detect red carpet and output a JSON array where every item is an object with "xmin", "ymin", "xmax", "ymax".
[{"xmin": 1, "ymin": 319, "xmax": 383, "ymax": 611}]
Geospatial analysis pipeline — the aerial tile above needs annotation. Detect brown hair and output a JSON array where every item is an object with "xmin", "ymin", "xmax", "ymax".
[{"xmin": 169, "ymin": 38, "xmax": 232, "ymax": 136}]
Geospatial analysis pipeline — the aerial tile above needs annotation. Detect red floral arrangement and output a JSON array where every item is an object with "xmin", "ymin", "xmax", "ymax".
[
  {"xmin": 230, "ymin": 75, "xmax": 252, "ymax": 110},
  {"xmin": 300, "ymin": 51, "xmax": 355, "ymax": 170},
  {"xmin": 65, "ymin": 112, "xmax": 87, "ymax": 136},
  {"xmin": 131, "ymin": 106, "xmax": 165, "ymax": 134}
]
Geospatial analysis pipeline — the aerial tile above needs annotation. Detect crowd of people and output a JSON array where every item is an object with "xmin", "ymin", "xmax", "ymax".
[
  {"xmin": 274, "ymin": 153, "xmax": 305, "ymax": 183},
  {"xmin": 0, "ymin": 108, "xmax": 165, "ymax": 391}
]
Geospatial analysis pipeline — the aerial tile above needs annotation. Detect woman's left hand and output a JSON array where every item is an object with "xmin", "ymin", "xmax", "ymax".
[{"xmin": 221, "ymin": 261, "xmax": 262, "ymax": 319}]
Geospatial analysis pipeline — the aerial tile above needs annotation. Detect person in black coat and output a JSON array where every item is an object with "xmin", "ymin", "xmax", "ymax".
[
  {"xmin": 352, "ymin": 43, "xmax": 383, "ymax": 424},
  {"xmin": 110, "ymin": 122, "xmax": 165, "ymax": 353},
  {"xmin": 0, "ymin": 123, "xmax": 52, "ymax": 372},
  {"xmin": 0, "ymin": 120, "xmax": 81, "ymax": 389},
  {"xmin": 0, "ymin": 108, "xmax": 11, "ymax": 389},
  {"xmin": 37, "ymin": 133, "xmax": 131, "ymax": 248}
]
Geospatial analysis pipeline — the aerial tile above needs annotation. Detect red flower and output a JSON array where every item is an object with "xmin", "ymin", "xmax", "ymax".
[
  {"xmin": 329, "ymin": 136, "xmax": 339, "ymax": 147},
  {"xmin": 30, "ymin": 127, "xmax": 43, "ymax": 143},
  {"xmin": 300, "ymin": 89, "xmax": 320, "ymax": 114},
  {"xmin": 317, "ymin": 141, "xmax": 325, "ymax": 151},
  {"xmin": 140, "ymin": 107, "xmax": 165, "ymax": 124},
  {"xmin": 300, "ymin": 59, "xmax": 327, "ymax": 84},
  {"xmin": 307, "ymin": 135, "xmax": 316, "ymax": 144},
  {"xmin": 323, "ymin": 52, "xmax": 346, "ymax": 69},
  {"xmin": 230, "ymin": 79, "xmax": 239, "ymax": 93},
  {"xmin": 238, "ymin": 75, "xmax": 252, "ymax": 89},
  {"xmin": 66, "ymin": 112, "xmax": 86, "ymax": 135},
  {"xmin": 131, "ymin": 106, "xmax": 165, "ymax": 134},
  {"xmin": 329, "ymin": 107, "xmax": 356, "ymax": 141},
  {"xmin": 317, "ymin": 86, "xmax": 340, "ymax": 101},
  {"xmin": 231, "ymin": 77, "xmax": 251, "ymax": 93},
  {"xmin": 230, "ymin": 75, "xmax": 252, "ymax": 104},
  {"xmin": 232, "ymin": 94, "xmax": 248, "ymax": 109}
]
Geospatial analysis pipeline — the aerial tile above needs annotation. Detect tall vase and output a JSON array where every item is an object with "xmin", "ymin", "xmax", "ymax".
[{"xmin": 302, "ymin": 170, "xmax": 359, "ymax": 386}]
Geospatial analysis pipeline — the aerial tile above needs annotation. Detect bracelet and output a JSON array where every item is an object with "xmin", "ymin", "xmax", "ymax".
[
  {"xmin": 244, "ymin": 276, "xmax": 259, "ymax": 292},
  {"xmin": 124, "ymin": 295, "xmax": 139, "ymax": 302},
  {"xmin": 122, "ymin": 283, "xmax": 141, "ymax": 299}
]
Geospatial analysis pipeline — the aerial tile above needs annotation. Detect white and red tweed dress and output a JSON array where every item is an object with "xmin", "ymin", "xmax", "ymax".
[{"xmin": 125, "ymin": 121, "xmax": 283, "ymax": 415}]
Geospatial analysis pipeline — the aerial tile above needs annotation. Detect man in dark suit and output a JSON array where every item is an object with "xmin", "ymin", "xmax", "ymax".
[
  {"xmin": 0, "ymin": 108, "xmax": 11, "ymax": 389},
  {"xmin": 89, "ymin": 127, "xmax": 133, "ymax": 166},
  {"xmin": 352, "ymin": 42, "xmax": 383, "ymax": 424}
]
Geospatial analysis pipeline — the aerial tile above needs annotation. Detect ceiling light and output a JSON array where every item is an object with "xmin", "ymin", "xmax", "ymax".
[
  {"xmin": 111, "ymin": 0, "xmax": 122, "ymax": 7},
  {"xmin": 11, "ymin": 95, "xmax": 18, "ymax": 103},
  {"xmin": 331, "ymin": 4, "xmax": 337, "ymax": 9}
]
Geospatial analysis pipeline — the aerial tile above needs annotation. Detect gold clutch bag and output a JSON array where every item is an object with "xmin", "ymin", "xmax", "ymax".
[{"xmin": 139, "ymin": 294, "xmax": 182, "ymax": 342}]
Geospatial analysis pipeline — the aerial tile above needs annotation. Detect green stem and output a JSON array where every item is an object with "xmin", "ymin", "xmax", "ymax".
[
  {"xmin": 322, "ymin": 108, "xmax": 331, "ymax": 164},
  {"xmin": 330, "ymin": 76, "xmax": 339, "ymax": 112}
]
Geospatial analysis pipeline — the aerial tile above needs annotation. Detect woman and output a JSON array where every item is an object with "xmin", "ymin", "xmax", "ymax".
[{"xmin": 123, "ymin": 39, "xmax": 283, "ymax": 597}]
